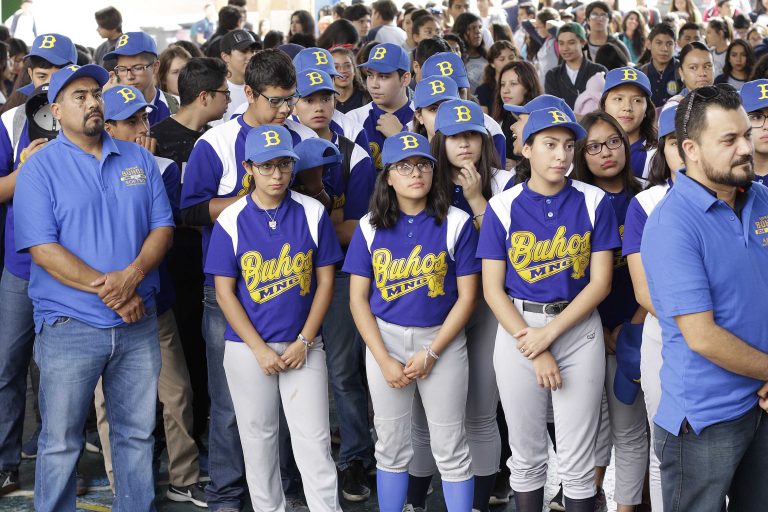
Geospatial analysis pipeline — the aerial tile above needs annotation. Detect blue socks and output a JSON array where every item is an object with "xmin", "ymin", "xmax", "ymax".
[
  {"xmin": 443, "ymin": 477, "xmax": 475, "ymax": 512},
  {"xmin": 376, "ymin": 469, "xmax": 409, "ymax": 512}
]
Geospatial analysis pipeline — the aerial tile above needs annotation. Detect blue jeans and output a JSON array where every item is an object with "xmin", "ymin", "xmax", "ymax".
[
  {"xmin": 655, "ymin": 406, "xmax": 768, "ymax": 512},
  {"xmin": 322, "ymin": 272, "xmax": 374, "ymax": 469},
  {"xmin": 34, "ymin": 311, "xmax": 160, "ymax": 512},
  {"xmin": 203, "ymin": 286, "xmax": 246, "ymax": 510},
  {"xmin": 0, "ymin": 270, "xmax": 35, "ymax": 470}
]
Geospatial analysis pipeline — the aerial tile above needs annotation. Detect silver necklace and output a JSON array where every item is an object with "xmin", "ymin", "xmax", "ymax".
[{"xmin": 255, "ymin": 197, "xmax": 282, "ymax": 230}]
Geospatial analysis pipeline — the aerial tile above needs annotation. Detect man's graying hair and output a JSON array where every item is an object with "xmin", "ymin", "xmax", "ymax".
[{"xmin": 674, "ymin": 84, "xmax": 743, "ymax": 162}]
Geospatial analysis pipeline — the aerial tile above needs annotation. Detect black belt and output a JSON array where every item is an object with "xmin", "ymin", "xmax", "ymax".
[{"xmin": 520, "ymin": 300, "xmax": 570, "ymax": 315}]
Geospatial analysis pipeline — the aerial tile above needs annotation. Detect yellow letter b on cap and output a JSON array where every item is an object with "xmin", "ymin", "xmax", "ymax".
[
  {"xmin": 39, "ymin": 35, "xmax": 57, "ymax": 49},
  {"xmin": 116, "ymin": 34, "xmax": 129, "ymax": 48},
  {"xmin": 758, "ymin": 83, "xmax": 768, "ymax": 100},
  {"xmin": 428, "ymin": 80, "xmax": 445, "ymax": 95},
  {"xmin": 312, "ymin": 50, "xmax": 328, "ymax": 65},
  {"xmin": 621, "ymin": 68, "xmax": 638, "ymax": 81},
  {"xmin": 263, "ymin": 130, "xmax": 281, "ymax": 147},
  {"xmin": 116, "ymin": 87, "xmax": 137, "ymax": 103},
  {"xmin": 307, "ymin": 71, "xmax": 323, "ymax": 86},
  {"xmin": 436, "ymin": 61, "xmax": 453, "ymax": 76},
  {"xmin": 549, "ymin": 110, "xmax": 569, "ymax": 124},
  {"xmin": 401, "ymin": 134, "xmax": 418, "ymax": 149},
  {"xmin": 454, "ymin": 105, "xmax": 471, "ymax": 122},
  {"xmin": 372, "ymin": 47, "xmax": 387, "ymax": 60}
]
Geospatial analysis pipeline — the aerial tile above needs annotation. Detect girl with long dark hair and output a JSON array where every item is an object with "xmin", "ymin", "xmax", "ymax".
[
  {"xmin": 453, "ymin": 12, "xmax": 488, "ymax": 91},
  {"xmin": 714, "ymin": 39, "xmax": 755, "ymax": 90},
  {"xmin": 475, "ymin": 41, "xmax": 518, "ymax": 113}
]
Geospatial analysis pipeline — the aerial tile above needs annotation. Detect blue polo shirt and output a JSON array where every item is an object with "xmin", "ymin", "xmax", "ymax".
[
  {"xmin": 641, "ymin": 171, "xmax": 768, "ymax": 435},
  {"xmin": 14, "ymin": 131, "xmax": 174, "ymax": 331}
]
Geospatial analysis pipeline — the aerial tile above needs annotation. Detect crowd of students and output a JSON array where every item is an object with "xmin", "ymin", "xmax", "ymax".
[{"xmin": 0, "ymin": 1, "xmax": 767, "ymax": 512}]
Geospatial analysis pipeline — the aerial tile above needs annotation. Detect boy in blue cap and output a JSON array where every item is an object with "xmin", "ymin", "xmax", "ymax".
[
  {"xmin": 741, "ymin": 79, "xmax": 768, "ymax": 183},
  {"xmin": 348, "ymin": 42, "xmax": 414, "ymax": 171},
  {"xmin": 0, "ymin": 32, "xmax": 78, "ymax": 496},
  {"xmin": 292, "ymin": 67, "xmax": 378, "ymax": 501},
  {"xmin": 105, "ymin": 31, "xmax": 174, "ymax": 125},
  {"xmin": 15, "ymin": 63, "xmax": 174, "ymax": 512},
  {"xmin": 100, "ymin": 84, "xmax": 207, "ymax": 507},
  {"xmin": 180, "ymin": 48, "xmax": 316, "ymax": 512}
]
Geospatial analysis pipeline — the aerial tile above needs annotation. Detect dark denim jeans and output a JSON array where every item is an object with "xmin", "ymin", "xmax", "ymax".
[
  {"xmin": 0, "ymin": 270, "xmax": 34, "ymax": 471},
  {"xmin": 203, "ymin": 286, "xmax": 247, "ymax": 511},
  {"xmin": 655, "ymin": 406, "xmax": 768, "ymax": 512}
]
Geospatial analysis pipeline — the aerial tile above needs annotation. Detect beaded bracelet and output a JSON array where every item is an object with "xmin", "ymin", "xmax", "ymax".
[{"xmin": 422, "ymin": 344, "xmax": 439, "ymax": 369}]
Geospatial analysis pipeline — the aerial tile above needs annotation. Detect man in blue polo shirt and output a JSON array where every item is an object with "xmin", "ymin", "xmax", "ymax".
[
  {"xmin": 104, "ymin": 31, "xmax": 173, "ymax": 125},
  {"xmin": 642, "ymin": 84, "xmax": 768, "ymax": 511},
  {"xmin": 13, "ymin": 64, "xmax": 174, "ymax": 511}
]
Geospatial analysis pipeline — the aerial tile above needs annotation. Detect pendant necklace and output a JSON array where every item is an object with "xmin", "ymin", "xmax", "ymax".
[{"xmin": 255, "ymin": 197, "xmax": 282, "ymax": 230}]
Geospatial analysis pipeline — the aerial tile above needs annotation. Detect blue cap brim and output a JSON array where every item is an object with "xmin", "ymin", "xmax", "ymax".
[
  {"xmin": 246, "ymin": 148, "xmax": 299, "ymax": 164},
  {"xmin": 438, "ymin": 123, "xmax": 487, "ymax": 137},
  {"xmin": 107, "ymin": 102, "xmax": 157, "ymax": 121},
  {"xmin": 49, "ymin": 65, "xmax": 110, "ymax": 103},
  {"xmin": 383, "ymin": 149, "xmax": 436, "ymax": 167},
  {"xmin": 359, "ymin": 61, "xmax": 403, "ymax": 73},
  {"xmin": 298, "ymin": 84, "xmax": 338, "ymax": 97},
  {"xmin": 604, "ymin": 81, "xmax": 652, "ymax": 100},
  {"xmin": 613, "ymin": 368, "xmax": 641, "ymax": 405},
  {"xmin": 18, "ymin": 83, "xmax": 35, "ymax": 96},
  {"xmin": 503, "ymin": 104, "xmax": 527, "ymax": 114},
  {"xmin": 295, "ymin": 154, "xmax": 343, "ymax": 173},
  {"xmin": 524, "ymin": 121, "xmax": 587, "ymax": 142}
]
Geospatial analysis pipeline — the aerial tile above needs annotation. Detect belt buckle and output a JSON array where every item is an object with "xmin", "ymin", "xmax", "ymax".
[{"xmin": 544, "ymin": 301, "xmax": 567, "ymax": 315}]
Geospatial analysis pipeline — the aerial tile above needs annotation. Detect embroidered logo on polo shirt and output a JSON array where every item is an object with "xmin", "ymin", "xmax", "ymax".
[
  {"xmin": 508, "ymin": 226, "xmax": 592, "ymax": 283},
  {"xmin": 614, "ymin": 225, "xmax": 627, "ymax": 269},
  {"xmin": 754, "ymin": 215, "xmax": 768, "ymax": 235},
  {"xmin": 120, "ymin": 166, "xmax": 147, "ymax": 186},
  {"xmin": 372, "ymin": 246, "xmax": 447, "ymax": 301},
  {"xmin": 241, "ymin": 243, "xmax": 313, "ymax": 304},
  {"xmin": 370, "ymin": 141, "xmax": 382, "ymax": 169}
]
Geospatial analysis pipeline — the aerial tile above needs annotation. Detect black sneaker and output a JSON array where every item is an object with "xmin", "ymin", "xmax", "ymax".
[
  {"xmin": 167, "ymin": 482, "xmax": 208, "ymax": 508},
  {"xmin": 340, "ymin": 461, "xmax": 370, "ymax": 502},
  {"xmin": 548, "ymin": 484, "xmax": 565, "ymax": 511},
  {"xmin": 489, "ymin": 469, "xmax": 512, "ymax": 506},
  {"xmin": 0, "ymin": 470, "xmax": 19, "ymax": 496}
]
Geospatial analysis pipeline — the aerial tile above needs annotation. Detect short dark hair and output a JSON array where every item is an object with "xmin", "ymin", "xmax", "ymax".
[
  {"xmin": 674, "ymin": 83, "xmax": 741, "ymax": 161},
  {"xmin": 414, "ymin": 36, "xmax": 451, "ymax": 65},
  {"xmin": 228, "ymin": 0, "xmax": 247, "ymax": 6},
  {"xmin": 442, "ymin": 33, "xmax": 466, "ymax": 56},
  {"xmin": 263, "ymin": 31, "xmax": 284, "ymax": 49},
  {"xmin": 245, "ymin": 48, "xmax": 296, "ymax": 93},
  {"xmin": 648, "ymin": 22, "xmax": 675, "ymax": 42},
  {"xmin": 595, "ymin": 40, "xmax": 629, "ymax": 70},
  {"xmin": 317, "ymin": 19, "xmax": 359, "ymax": 49},
  {"xmin": 372, "ymin": 0, "xmax": 399, "ymax": 22},
  {"xmin": 678, "ymin": 21, "xmax": 702, "ymax": 38},
  {"xmin": 178, "ymin": 57, "xmax": 228, "ymax": 106},
  {"xmin": 218, "ymin": 6, "xmax": 243, "ymax": 32},
  {"xmin": 27, "ymin": 55, "xmax": 57, "ymax": 70},
  {"xmin": 733, "ymin": 13, "xmax": 751, "ymax": 30},
  {"xmin": 95, "ymin": 6, "xmax": 122, "ymax": 31},
  {"xmin": 679, "ymin": 41, "xmax": 710, "ymax": 67},
  {"xmin": 412, "ymin": 14, "xmax": 439, "ymax": 37},
  {"xmin": 585, "ymin": 1, "xmax": 611, "ymax": 19},
  {"xmin": 172, "ymin": 40, "xmax": 205, "ymax": 58},
  {"xmin": 0, "ymin": 26, "xmax": 10, "ymax": 43},
  {"xmin": 343, "ymin": 4, "xmax": 371, "ymax": 21}
]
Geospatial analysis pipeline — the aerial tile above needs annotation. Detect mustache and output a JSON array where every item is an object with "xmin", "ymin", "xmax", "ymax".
[
  {"xmin": 732, "ymin": 154, "xmax": 753, "ymax": 168},
  {"xmin": 84, "ymin": 108, "xmax": 103, "ymax": 120}
]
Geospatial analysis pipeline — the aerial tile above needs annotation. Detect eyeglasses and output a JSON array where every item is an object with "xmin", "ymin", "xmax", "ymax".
[
  {"xmin": 389, "ymin": 161, "xmax": 435, "ymax": 176},
  {"xmin": 749, "ymin": 112, "xmax": 767, "ymax": 129},
  {"xmin": 207, "ymin": 89, "xmax": 231, "ymax": 100},
  {"xmin": 114, "ymin": 62, "xmax": 155, "ymax": 76},
  {"xmin": 249, "ymin": 159, "xmax": 295, "ymax": 176},
  {"xmin": 258, "ymin": 91, "xmax": 299, "ymax": 108},
  {"xmin": 589, "ymin": 12, "xmax": 609, "ymax": 19},
  {"xmin": 584, "ymin": 136, "xmax": 623, "ymax": 155},
  {"xmin": 681, "ymin": 84, "xmax": 735, "ymax": 140}
]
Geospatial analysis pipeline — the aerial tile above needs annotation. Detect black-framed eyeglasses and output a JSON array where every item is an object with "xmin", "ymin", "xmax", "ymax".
[
  {"xmin": 258, "ymin": 91, "xmax": 299, "ymax": 108},
  {"xmin": 248, "ymin": 159, "xmax": 295, "ymax": 176},
  {"xmin": 208, "ymin": 89, "xmax": 231, "ymax": 100},
  {"xmin": 114, "ymin": 62, "xmax": 155, "ymax": 76},
  {"xmin": 749, "ymin": 111, "xmax": 768, "ymax": 129},
  {"xmin": 584, "ymin": 136, "xmax": 623, "ymax": 155},
  {"xmin": 681, "ymin": 84, "xmax": 736, "ymax": 140},
  {"xmin": 389, "ymin": 161, "xmax": 435, "ymax": 176}
]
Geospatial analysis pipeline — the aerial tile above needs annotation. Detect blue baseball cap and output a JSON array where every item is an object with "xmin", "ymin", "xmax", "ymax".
[
  {"xmin": 294, "ymin": 47, "xmax": 340, "ymax": 77},
  {"xmin": 382, "ymin": 132, "xmax": 435, "ymax": 167},
  {"xmin": 359, "ymin": 43, "xmax": 410, "ymax": 73},
  {"xmin": 658, "ymin": 102, "xmax": 679, "ymax": 139},
  {"xmin": 522, "ymin": 107, "xmax": 587, "ymax": 142},
  {"xmin": 435, "ymin": 99, "xmax": 487, "ymax": 137},
  {"xmin": 603, "ymin": 66, "xmax": 652, "ymax": 98},
  {"xmin": 504, "ymin": 94, "xmax": 576, "ymax": 118},
  {"xmin": 244, "ymin": 125, "xmax": 299, "ymax": 163},
  {"xmin": 103, "ymin": 85, "xmax": 156, "ymax": 121},
  {"xmin": 279, "ymin": 43, "xmax": 305, "ymax": 60},
  {"xmin": 613, "ymin": 323, "xmax": 644, "ymax": 405},
  {"xmin": 293, "ymin": 139, "xmax": 342, "ymax": 173},
  {"xmin": 48, "ymin": 64, "xmax": 109, "ymax": 103},
  {"xmin": 414, "ymin": 75, "xmax": 459, "ymax": 109},
  {"xmin": 25, "ymin": 33, "xmax": 77, "ymax": 67},
  {"xmin": 740, "ymin": 79, "xmax": 768, "ymax": 113},
  {"xmin": 104, "ymin": 32, "xmax": 158, "ymax": 60},
  {"xmin": 422, "ymin": 52, "xmax": 469, "ymax": 89},
  {"xmin": 297, "ymin": 68, "xmax": 337, "ymax": 98}
]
